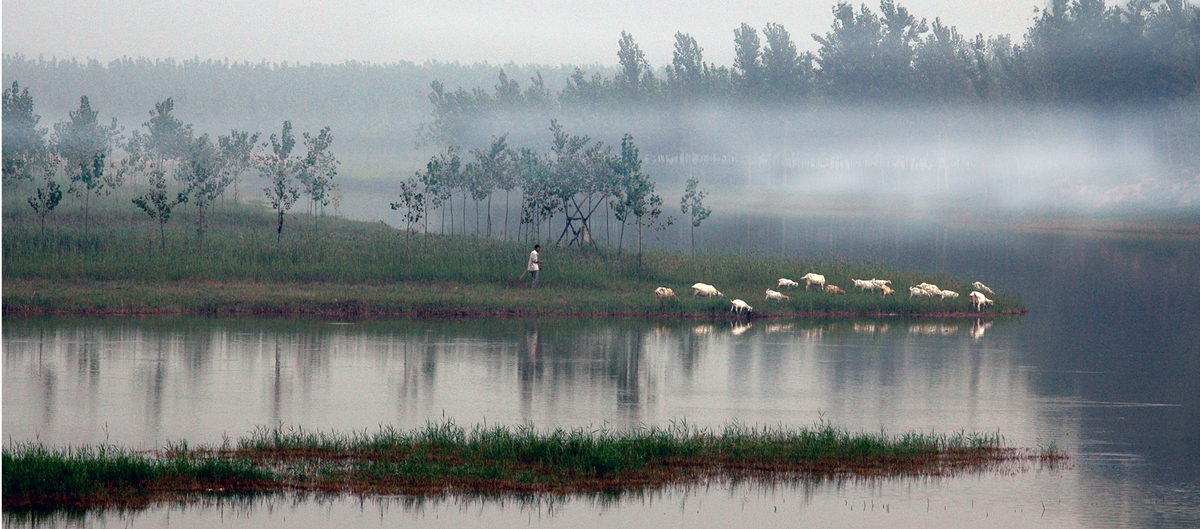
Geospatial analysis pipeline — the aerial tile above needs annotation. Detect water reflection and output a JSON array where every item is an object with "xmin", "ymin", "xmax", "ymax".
[{"xmin": 5, "ymin": 315, "xmax": 1036, "ymax": 452}]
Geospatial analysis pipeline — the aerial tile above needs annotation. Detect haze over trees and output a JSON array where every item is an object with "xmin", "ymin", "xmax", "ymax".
[{"xmin": 4, "ymin": 0, "xmax": 1199, "ymax": 252}]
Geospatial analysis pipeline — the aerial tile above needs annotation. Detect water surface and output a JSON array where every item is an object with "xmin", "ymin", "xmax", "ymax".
[{"xmin": 4, "ymin": 215, "xmax": 1198, "ymax": 528}]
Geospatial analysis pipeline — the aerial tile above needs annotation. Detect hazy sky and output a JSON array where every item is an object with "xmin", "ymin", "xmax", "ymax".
[{"xmin": 3, "ymin": 0, "xmax": 1039, "ymax": 67}]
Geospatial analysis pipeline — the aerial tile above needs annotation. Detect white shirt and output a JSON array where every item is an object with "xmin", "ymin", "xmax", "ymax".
[{"xmin": 527, "ymin": 250, "xmax": 540, "ymax": 272}]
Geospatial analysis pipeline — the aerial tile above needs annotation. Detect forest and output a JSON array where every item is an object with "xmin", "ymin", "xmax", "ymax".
[{"xmin": 4, "ymin": 0, "xmax": 1200, "ymax": 245}]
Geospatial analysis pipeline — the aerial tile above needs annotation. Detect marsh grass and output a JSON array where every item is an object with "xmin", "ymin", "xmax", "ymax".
[
  {"xmin": 3, "ymin": 191, "xmax": 1024, "ymax": 317},
  {"xmin": 3, "ymin": 420, "xmax": 1062, "ymax": 511}
]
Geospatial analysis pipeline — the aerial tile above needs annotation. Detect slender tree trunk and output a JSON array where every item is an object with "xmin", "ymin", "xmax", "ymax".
[
  {"xmin": 486, "ymin": 195, "xmax": 492, "ymax": 239},
  {"xmin": 504, "ymin": 190, "xmax": 510, "ymax": 241},
  {"xmin": 691, "ymin": 220, "xmax": 695, "ymax": 256}
]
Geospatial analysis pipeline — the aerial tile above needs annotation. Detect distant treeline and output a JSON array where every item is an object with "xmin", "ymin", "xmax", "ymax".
[{"xmin": 4, "ymin": 0, "xmax": 1200, "ymax": 164}]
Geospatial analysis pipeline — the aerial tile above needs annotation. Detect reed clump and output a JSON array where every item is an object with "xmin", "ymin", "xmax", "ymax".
[{"xmin": 3, "ymin": 421, "xmax": 1063, "ymax": 511}]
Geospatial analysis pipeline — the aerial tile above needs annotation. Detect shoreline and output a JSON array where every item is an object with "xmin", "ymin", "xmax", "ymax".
[{"xmin": 1, "ymin": 278, "xmax": 1027, "ymax": 320}]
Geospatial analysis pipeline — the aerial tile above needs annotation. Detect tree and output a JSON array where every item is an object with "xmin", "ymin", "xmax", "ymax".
[
  {"xmin": 680, "ymin": 177, "xmax": 712, "ymax": 255},
  {"xmin": 299, "ymin": 126, "xmax": 338, "ymax": 233},
  {"xmin": 175, "ymin": 133, "xmax": 235, "ymax": 239},
  {"xmin": 668, "ymin": 32, "xmax": 709, "ymax": 99},
  {"xmin": 259, "ymin": 121, "xmax": 301, "ymax": 241},
  {"xmin": 762, "ymin": 23, "xmax": 813, "ymax": 101},
  {"xmin": 733, "ymin": 24, "xmax": 764, "ymax": 100},
  {"xmin": 3, "ymin": 81, "xmax": 46, "ymax": 185},
  {"xmin": 617, "ymin": 31, "xmax": 650, "ymax": 100},
  {"xmin": 132, "ymin": 169, "xmax": 188, "ymax": 251},
  {"xmin": 219, "ymin": 129, "xmax": 260, "ymax": 202},
  {"xmin": 631, "ymin": 181, "xmax": 672, "ymax": 263},
  {"xmin": 52, "ymin": 95, "xmax": 123, "ymax": 238},
  {"xmin": 468, "ymin": 134, "xmax": 509, "ymax": 238},
  {"xmin": 26, "ymin": 157, "xmax": 63, "ymax": 241},
  {"xmin": 142, "ymin": 98, "xmax": 192, "ymax": 174},
  {"xmin": 390, "ymin": 176, "xmax": 425, "ymax": 243},
  {"xmin": 419, "ymin": 146, "xmax": 461, "ymax": 236},
  {"xmin": 547, "ymin": 121, "xmax": 615, "ymax": 247}
]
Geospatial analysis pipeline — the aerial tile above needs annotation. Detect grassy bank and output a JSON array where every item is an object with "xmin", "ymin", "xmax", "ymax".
[
  {"xmin": 2, "ymin": 191, "xmax": 1025, "ymax": 318},
  {"xmin": 2, "ymin": 421, "xmax": 1063, "ymax": 511}
]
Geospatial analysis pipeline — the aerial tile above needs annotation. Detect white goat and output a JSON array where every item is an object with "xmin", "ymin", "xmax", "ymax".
[
  {"xmin": 880, "ymin": 284, "xmax": 895, "ymax": 297},
  {"xmin": 910, "ymin": 286, "xmax": 932, "ymax": 297},
  {"xmin": 970, "ymin": 290, "xmax": 995, "ymax": 312},
  {"xmin": 691, "ymin": 283, "xmax": 724, "ymax": 297},
  {"xmin": 870, "ymin": 278, "xmax": 892, "ymax": 288},
  {"xmin": 801, "ymin": 273, "xmax": 826, "ymax": 291},
  {"xmin": 940, "ymin": 290, "xmax": 959, "ymax": 300},
  {"xmin": 777, "ymin": 278, "xmax": 799, "ymax": 289},
  {"xmin": 730, "ymin": 299, "xmax": 753, "ymax": 315},
  {"xmin": 654, "ymin": 287, "xmax": 676, "ymax": 299},
  {"xmin": 852, "ymin": 279, "xmax": 878, "ymax": 291},
  {"xmin": 765, "ymin": 289, "xmax": 790, "ymax": 301},
  {"xmin": 972, "ymin": 282, "xmax": 995, "ymax": 295},
  {"xmin": 915, "ymin": 282, "xmax": 943, "ymax": 296}
]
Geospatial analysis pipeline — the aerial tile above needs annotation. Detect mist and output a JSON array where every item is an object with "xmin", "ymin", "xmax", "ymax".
[{"xmin": 5, "ymin": 0, "xmax": 1199, "ymax": 248}]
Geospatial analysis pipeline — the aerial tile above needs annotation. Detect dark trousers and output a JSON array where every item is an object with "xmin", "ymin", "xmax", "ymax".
[{"xmin": 530, "ymin": 270, "xmax": 539, "ymax": 288}]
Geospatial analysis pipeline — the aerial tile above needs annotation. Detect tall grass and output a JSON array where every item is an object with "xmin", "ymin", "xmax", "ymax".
[
  {"xmin": 5, "ymin": 420, "xmax": 1057, "ymax": 511},
  {"xmin": 3, "ymin": 190, "xmax": 1024, "ymax": 316}
]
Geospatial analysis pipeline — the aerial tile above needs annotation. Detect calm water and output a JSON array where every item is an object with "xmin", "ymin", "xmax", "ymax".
[{"xmin": 4, "ymin": 213, "xmax": 1199, "ymax": 528}]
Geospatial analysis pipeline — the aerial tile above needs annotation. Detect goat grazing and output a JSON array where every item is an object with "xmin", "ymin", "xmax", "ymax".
[
  {"xmin": 765, "ymin": 289, "xmax": 790, "ymax": 301},
  {"xmin": 691, "ymin": 283, "xmax": 724, "ymax": 297},
  {"xmin": 970, "ymin": 290, "xmax": 995, "ymax": 312},
  {"xmin": 731, "ymin": 299, "xmax": 753, "ymax": 315},
  {"xmin": 801, "ymin": 273, "xmax": 826, "ymax": 291}
]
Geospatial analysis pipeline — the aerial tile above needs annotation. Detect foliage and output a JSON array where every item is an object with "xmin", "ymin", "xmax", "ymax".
[
  {"xmin": 2, "ymin": 80, "xmax": 46, "ymax": 184},
  {"xmin": 299, "ymin": 126, "xmax": 338, "ymax": 231},
  {"xmin": 680, "ymin": 177, "xmax": 712, "ymax": 255},
  {"xmin": 390, "ymin": 176, "xmax": 425, "ymax": 243},
  {"xmin": 132, "ymin": 169, "xmax": 189, "ymax": 250},
  {"xmin": 175, "ymin": 133, "xmax": 234, "ymax": 238},
  {"xmin": 26, "ymin": 157, "xmax": 63, "ymax": 240},
  {"xmin": 259, "ymin": 121, "xmax": 301, "ymax": 241},
  {"xmin": 51, "ymin": 95, "xmax": 125, "ymax": 238}
]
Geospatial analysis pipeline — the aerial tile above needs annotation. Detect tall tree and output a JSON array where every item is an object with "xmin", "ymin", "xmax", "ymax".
[
  {"xmin": 175, "ymin": 133, "xmax": 234, "ymax": 239},
  {"xmin": 259, "ymin": 121, "xmax": 301, "ymax": 241},
  {"xmin": 26, "ymin": 157, "xmax": 63, "ymax": 241},
  {"xmin": 617, "ymin": 31, "xmax": 650, "ymax": 100},
  {"xmin": 733, "ymin": 23, "xmax": 765, "ymax": 100},
  {"xmin": 679, "ymin": 177, "xmax": 712, "ymax": 255},
  {"xmin": 219, "ymin": 129, "xmax": 260, "ymax": 202},
  {"xmin": 390, "ymin": 176, "xmax": 425, "ymax": 243},
  {"xmin": 469, "ymin": 134, "xmax": 510, "ymax": 238},
  {"xmin": 762, "ymin": 23, "xmax": 813, "ymax": 102},
  {"xmin": 668, "ymin": 32, "xmax": 709, "ymax": 99},
  {"xmin": 299, "ymin": 126, "xmax": 338, "ymax": 233},
  {"xmin": 132, "ymin": 169, "xmax": 188, "ymax": 251},
  {"xmin": 52, "ymin": 96, "xmax": 123, "ymax": 239},
  {"xmin": 3, "ymin": 81, "xmax": 46, "ymax": 185}
]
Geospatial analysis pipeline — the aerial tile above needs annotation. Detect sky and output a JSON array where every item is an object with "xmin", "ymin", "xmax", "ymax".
[{"xmin": 3, "ymin": 0, "xmax": 1040, "ymax": 67}]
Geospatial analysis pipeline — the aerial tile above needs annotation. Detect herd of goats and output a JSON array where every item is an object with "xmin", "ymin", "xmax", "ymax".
[{"xmin": 652, "ymin": 273, "xmax": 998, "ymax": 316}]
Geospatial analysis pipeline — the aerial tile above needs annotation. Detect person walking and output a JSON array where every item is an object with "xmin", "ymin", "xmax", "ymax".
[{"xmin": 527, "ymin": 244, "xmax": 542, "ymax": 288}]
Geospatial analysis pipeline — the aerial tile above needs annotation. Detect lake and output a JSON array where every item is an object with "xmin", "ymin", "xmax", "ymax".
[{"xmin": 4, "ymin": 210, "xmax": 1199, "ymax": 528}]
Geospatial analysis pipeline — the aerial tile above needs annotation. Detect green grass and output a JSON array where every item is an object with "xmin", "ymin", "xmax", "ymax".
[
  {"xmin": 2, "ymin": 420, "xmax": 1063, "ymax": 511},
  {"xmin": 2, "ymin": 188, "xmax": 1025, "ymax": 317}
]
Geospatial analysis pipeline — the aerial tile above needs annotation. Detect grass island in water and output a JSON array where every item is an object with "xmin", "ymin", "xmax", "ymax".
[{"xmin": 2, "ymin": 420, "xmax": 1063, "ymax": 511}]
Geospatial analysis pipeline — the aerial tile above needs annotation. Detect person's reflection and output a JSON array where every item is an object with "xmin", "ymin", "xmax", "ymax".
[
  {"xmin": 518, "ymin": 320, "xmax": 542, "ymax": 419},
  {"xmin": 272, "ymin": 338, "xmax": 282, "ymax": 423}
]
